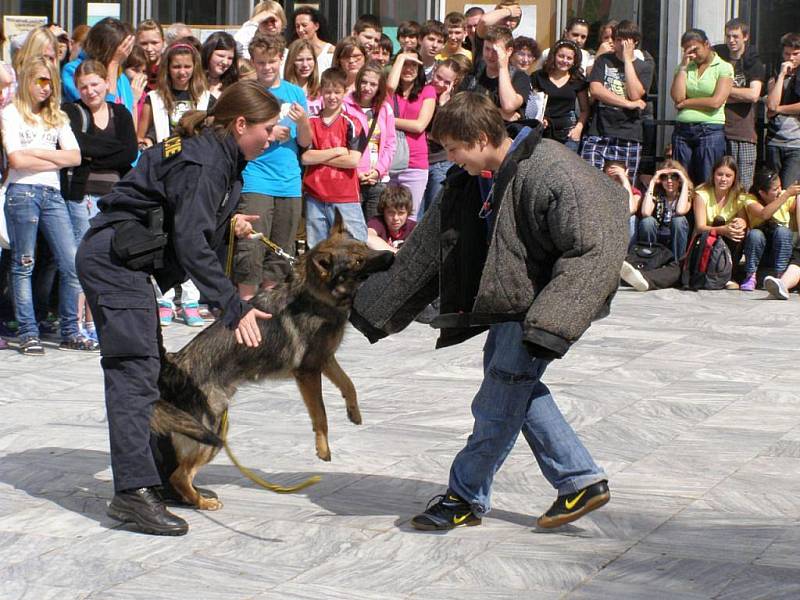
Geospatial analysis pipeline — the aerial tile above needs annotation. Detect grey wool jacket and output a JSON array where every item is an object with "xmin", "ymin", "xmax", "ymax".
[{"xmin": 350, "ymin": 129, "xmax": 629, "ymax": 359}]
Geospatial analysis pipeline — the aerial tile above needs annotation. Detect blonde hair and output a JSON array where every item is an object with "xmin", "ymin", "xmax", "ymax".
[
  {"xmin": 14, "ymin": 57, "xmax": 68, "ymax": 128},
  {"xmin": 284, "ymin": 39, "xmax": 320, "ymax": 97},
  {"xmin": 251, "ymin": 1, "xmax": 287, "ymax": 29},
  {"xmin": 12, "ymin": 26, "xmax": 58, "ymax": 72}
]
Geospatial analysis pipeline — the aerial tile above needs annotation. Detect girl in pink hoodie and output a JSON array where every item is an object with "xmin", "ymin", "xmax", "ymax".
[{"xmin": 343, "ymin": 61, "xmax": 397, "ymax": 219}]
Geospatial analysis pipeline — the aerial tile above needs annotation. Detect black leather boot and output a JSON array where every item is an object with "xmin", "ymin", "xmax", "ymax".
[{"xmin": 107, "ymin": 487, "xmax": 189, "ymax": 535}]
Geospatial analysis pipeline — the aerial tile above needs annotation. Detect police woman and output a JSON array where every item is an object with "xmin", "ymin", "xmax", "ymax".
[{"xmin": 76, "ymin": 80, "xmax": 280, "ymax": 536}]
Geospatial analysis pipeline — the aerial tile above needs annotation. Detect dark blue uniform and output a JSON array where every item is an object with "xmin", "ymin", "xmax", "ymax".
[{"xmin": 76, "ymin": 129, "xmax": 250, "ymax": 493}]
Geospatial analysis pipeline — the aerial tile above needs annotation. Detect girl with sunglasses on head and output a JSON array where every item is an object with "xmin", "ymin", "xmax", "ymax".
[
  {"xmin": 741, "ymin": 169, "xmax": 800, "ymax": 292},
  {"xmin": 638, "ymin": 159, "xmax": 693, "ymax": 260},
  {"xmin": 201, "ymin": 32, "xmax": 239, "ymax": 98},
  {"xmin": 2, "ymin": 57, "xmax": 95, "ymax": 355}
]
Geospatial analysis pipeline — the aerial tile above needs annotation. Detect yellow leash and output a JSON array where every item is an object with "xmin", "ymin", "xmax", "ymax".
[
  {"xmin": 221, "ymin": 221, "xmax": 317, "ymax": 493},
  {"xmin": 225, "ymin": 219, "xmax": 296, "ymax": 278},
  {"xmin": 220, "ymin": 410, "xmax": 321, "ymax": 494}
]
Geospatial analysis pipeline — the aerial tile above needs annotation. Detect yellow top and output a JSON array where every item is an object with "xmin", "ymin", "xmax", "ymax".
[
  {"xmin": 744, "ymin": 193, "xmax": 797, "ymax": 229},
  {"xmin": 436, "ymin": 47, "xmax": 473, "ymax": 64},
  {"xmin": 695, "ymin": 186, "xmax": 748, "ymax": 225}
]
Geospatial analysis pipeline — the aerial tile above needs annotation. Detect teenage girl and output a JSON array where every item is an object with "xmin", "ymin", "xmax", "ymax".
[
  {"xmin": 202, "ymin": 32, "xmax": 239, "ymax": 98},
  {"xmin": 386, "ymin": 49, "xmax": 437, "ymax": 217},
  {"xmin": 343, "ymin": 61, "xmax": 397, "ymax": 219},
  {"xmin": 138, "ymin": 42, "xmax": 214, "ymax": 326},
  {"xmin": 2, "ymin": 57, "xmax": 93, "ymax": 354},
  {"xmin": 284, "ymin": 39, "xmax": 322, "ymax": 116}
]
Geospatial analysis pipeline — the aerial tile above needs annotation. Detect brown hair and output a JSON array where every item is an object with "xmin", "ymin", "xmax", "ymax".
[
  {"xmin": 83, "ymin": 17, "xmax": 131, "ymax": 66},
  {"xmin": 249, "ymin": 32, "xmax": 286, "ymax": 59},
  {"xmin": 484, "ymin": 26, "xmax": 514, "ymax": 49},
  {"xmin": 319, "ymin": 67, "xmax": 347, "ymax": 90},
  {"xmin": 123, "ymin": 45, "xmax": 148, "ymax": 71},
  {"xmin": 333, "ymin": 36, "xmax": 367, "ymax": 68},
  {"xmin": 542, "ymin": 39, "xmax": 584, "ymax": 82},
  {"xmin": 354, "ymin": 61, "xmax": 388, "ymax": 112},
  {"xmin": 284, "ymin": 39, "xmax": 320, "ymax": 97},
  {"xmin": 156, "ymin": 42, "xmax": 208, "ymax": 116},
  {"xmin": 431, "ymin": 91, "xmax": 506, "ymax": 148},
  {"xmin": 75, "ymin": 58, "xmax": 109, "ymax": 83},
  {"xmin": 377, "ymin": 183, "xmax": 413, "ymax": 214},
  {"xmin": 71, "ymin": 24, "xmax": 91, "ymax": 46},
  {"xmin": 444, "ymin": 12, "xmax": 467, "ymax": 29},
  {"xmin": 177, "ymin": 79, "xmax": 280, "ymax": 137},
  {"xmin": 136, "ymin": 19, "xmax": 164, "ymax": 40}
]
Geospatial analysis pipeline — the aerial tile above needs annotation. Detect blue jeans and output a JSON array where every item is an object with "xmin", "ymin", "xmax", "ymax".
[
  {"xmin": 638, "ymin": 215, "xmax": 690, "ymax": 260},
  {"xmin": 767, "ymin": 146, "xmax": 800, "ymax": 189},
  {"xmin": 305, "ymin": 196, "xmax": 367, "ymax": 249},
  {"xmin": 65, "ymin": 194, "xmax": 101, "ymax": 245},
  {"xmin": 448, "ymin": 322, "xmax": 606, "ymax": 515},
  {"xmin": 672, "ymin": 123, "xmax": 726, "ymax": 185},
  {"xmin": 744, "ymin": 226, "xmax": 794, "ymax": 274},
  {"xmin": 4, "ymin": 183, "xmax": 81, "ymax": 340},
  {"xmin": 420, "ymin": 160, "xmax": 453, "ymax": 219}
]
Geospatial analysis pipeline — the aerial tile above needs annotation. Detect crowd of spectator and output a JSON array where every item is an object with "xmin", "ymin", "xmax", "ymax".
[{"xmin": 0, "ymin": 0, "xmax": 799, "ymax": 354}]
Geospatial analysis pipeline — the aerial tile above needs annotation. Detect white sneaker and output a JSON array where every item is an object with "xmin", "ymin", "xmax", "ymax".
[
  {"xmin": 764, "ymin": 276, "xmax": 789, "ymax": 300},
  {"xmin": 620, "ymin": 261, "xmax": 649, "ymax": 292}
]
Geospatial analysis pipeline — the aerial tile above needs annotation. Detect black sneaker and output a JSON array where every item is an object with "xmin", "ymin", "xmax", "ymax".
[
  {"xmin": 18, "ymin": 337, "xmax": 45, "ymax": 356},
  {"xmin": 536, "ymin": 480, "xmax": 610, "ymax": 529},
  {"xmin": 410, "ymin": 491, "xmax": 481, "ymax": 531}
]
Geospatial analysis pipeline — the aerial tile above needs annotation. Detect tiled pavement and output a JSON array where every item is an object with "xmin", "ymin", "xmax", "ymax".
[{"xmin": 1, "ymin": 287, "xmax": 799, "ymax": 599}]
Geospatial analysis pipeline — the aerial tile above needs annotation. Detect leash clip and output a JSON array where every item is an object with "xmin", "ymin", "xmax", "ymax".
[{"xmin": 249, "ymin": 233, "xmax": 297, "ymax": 265}]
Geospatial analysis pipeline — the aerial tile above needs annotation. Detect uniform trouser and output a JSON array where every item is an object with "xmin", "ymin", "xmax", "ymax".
[{"xmin": 76, "ymin": 226, "xmax": 167, "ymax": 492}]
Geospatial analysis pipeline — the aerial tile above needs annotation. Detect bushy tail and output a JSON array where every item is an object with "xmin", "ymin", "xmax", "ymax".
[{"xmin": 150, "ymin": 401, "xmax": 223, "ymax": 448}]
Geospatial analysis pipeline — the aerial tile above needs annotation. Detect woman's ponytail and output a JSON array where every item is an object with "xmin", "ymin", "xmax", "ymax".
[{"xmin": 175, "ymin": 80, "xmax": 279, "ymax": 138}]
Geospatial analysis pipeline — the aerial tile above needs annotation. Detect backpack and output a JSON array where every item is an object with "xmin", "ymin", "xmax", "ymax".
[
  {"xmin": 681, "ymin": 230, "xmax": 733, "ymax": 290},
  {"xmin": 626, "ymin": 242, "xmax": 674, "ymax": 272}
]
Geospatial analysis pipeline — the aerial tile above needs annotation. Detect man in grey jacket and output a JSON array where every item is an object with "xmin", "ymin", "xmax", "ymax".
[{"xmin": 350, "ymin": 92, "xmax": 629, "ymax": 530}]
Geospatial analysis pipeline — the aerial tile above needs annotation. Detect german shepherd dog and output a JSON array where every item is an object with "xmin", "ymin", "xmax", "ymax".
[{"xmin": 151, "ymin": 213, "xmax": 394, "ymax": 510}]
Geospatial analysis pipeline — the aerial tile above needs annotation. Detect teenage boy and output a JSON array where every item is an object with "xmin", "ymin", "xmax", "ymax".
[
  {"xmin": 766, "ymin": 33, "xmax": 800, "ymax": 188},
  {"xmin": 464, "ymin": 6, "xmax": 484, "ymax": 54},
  {"xmin": 302, "ymin": 68, "xmax": 366, "ymax": 248},
  {"xmin": 582, "ymin": 20, "xmax": 653, "ymax": 184},
  {"xmin": 713, "ymin": 19, "xmax": 766, "ymax": 191},
  {"xmin": 397, "ymin": 20, "xmax": 421, "ymax": 53},
  {"xmin": 366, "ymin": 183, "xmax": 416, "ymax": 253},
  {"xmin": 473, "ymin": 1, "xmax": 522, "ymax": 65},
  {"xmin": 351, "ymin": 92, "xmax": 627, "ymax": 531},
  {"xmin": 372, "ymin": 34, "xmax": 393, "ymax": 67},
  {"xmin": 461, "ymin": 26, "xmax": 531, "ymax": 122},
  {"xmin": 353, "ymin": 15, "xmax": 382, "ymax": 54},
  {"xmin": 235, "ymin": 33, "xmax": 311, "ymax": 298},
  {"xmin": 418, "ymin": 20, "xmax": 446, "ymax": 81},
  {"xmin": 437, "ymin": 12, "xmax": 473, "ymax": 64}
]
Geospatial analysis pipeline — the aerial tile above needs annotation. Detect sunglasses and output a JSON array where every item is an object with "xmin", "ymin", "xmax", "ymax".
[
  {"xmin": 35, "ymin": 77, "xmax": 52, "ymax": 87},
  {"xmin": 661, "ymin": 173, "xmax": 680, "ymax": 181}
]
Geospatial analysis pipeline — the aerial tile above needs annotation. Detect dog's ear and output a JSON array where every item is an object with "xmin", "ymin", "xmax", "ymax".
[
  {"xmin": 330, "ymin": 209, "xmax": 347, "ymax": 237},
  {"xmin": 312, "ymin": 252, "xmax": 333, "ymax": 280}
]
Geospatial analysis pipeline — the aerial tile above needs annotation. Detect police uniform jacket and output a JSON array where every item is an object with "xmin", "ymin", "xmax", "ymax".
[{"xmin": 91, "ymin": 129, "xmax": 250, "ymax": 328}]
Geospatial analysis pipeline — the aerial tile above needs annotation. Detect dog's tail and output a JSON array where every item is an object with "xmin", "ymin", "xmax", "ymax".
[{"xmin": 150, "ymin": 401, "xmax": 223, "ymax": 448}]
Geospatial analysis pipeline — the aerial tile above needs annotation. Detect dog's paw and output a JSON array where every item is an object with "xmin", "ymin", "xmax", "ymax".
[
  {"xmin": 347, "ymin": 408, "xmax": 362, "ymax": 425},
  {"xmin": 197, "ymin": 497, "xmax": 223, "ymax": 511}
]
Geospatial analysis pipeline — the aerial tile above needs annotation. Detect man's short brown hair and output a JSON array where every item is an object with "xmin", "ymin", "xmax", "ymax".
[
  {"xmin": 431, "ymin": 91, "xmax": 506, "ymax": 148},
  {"xmin": 249, "ymin": 32, "xmax": 285, "ymax": 59},
  {"xmin": 484, "ymin": 26, "xmax": 514, "ymax": 49},
  {"xmin": 377, "ymin": 184, "xmax": 413, "ymax": 214},
  {"xmin": 444, "ymin": 12, "xmax": 466, "ymax": 30}
]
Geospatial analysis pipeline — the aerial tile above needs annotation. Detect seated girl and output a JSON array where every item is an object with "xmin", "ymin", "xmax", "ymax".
[
  {"xmin": 741, "ymin": 169, "xmax": 798, "ymax": 291},
  {"xmin": 692, "ymin": 155, "xmax": 748, "ymax": 289},
  {"xmin": 638, "ymin": 159, "xmax": 692, "ymax": 260}
]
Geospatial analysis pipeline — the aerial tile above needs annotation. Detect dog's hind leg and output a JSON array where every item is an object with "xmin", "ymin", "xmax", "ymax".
[
  {"xmin": 295, "ymin": 371, "xmax": 331, "ymax": 461},
  {"xmin": 169, "ymin": 459, "xmax": 223, "ymax": 511},
  {"xmin": 322, "ymin": 356, "xmax": 361, "ymax": 425}
]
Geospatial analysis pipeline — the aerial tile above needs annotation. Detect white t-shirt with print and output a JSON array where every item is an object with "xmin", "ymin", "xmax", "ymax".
[{"xmin": 2, "ymin": 103, "xmax": 79, "ymax": 189}]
